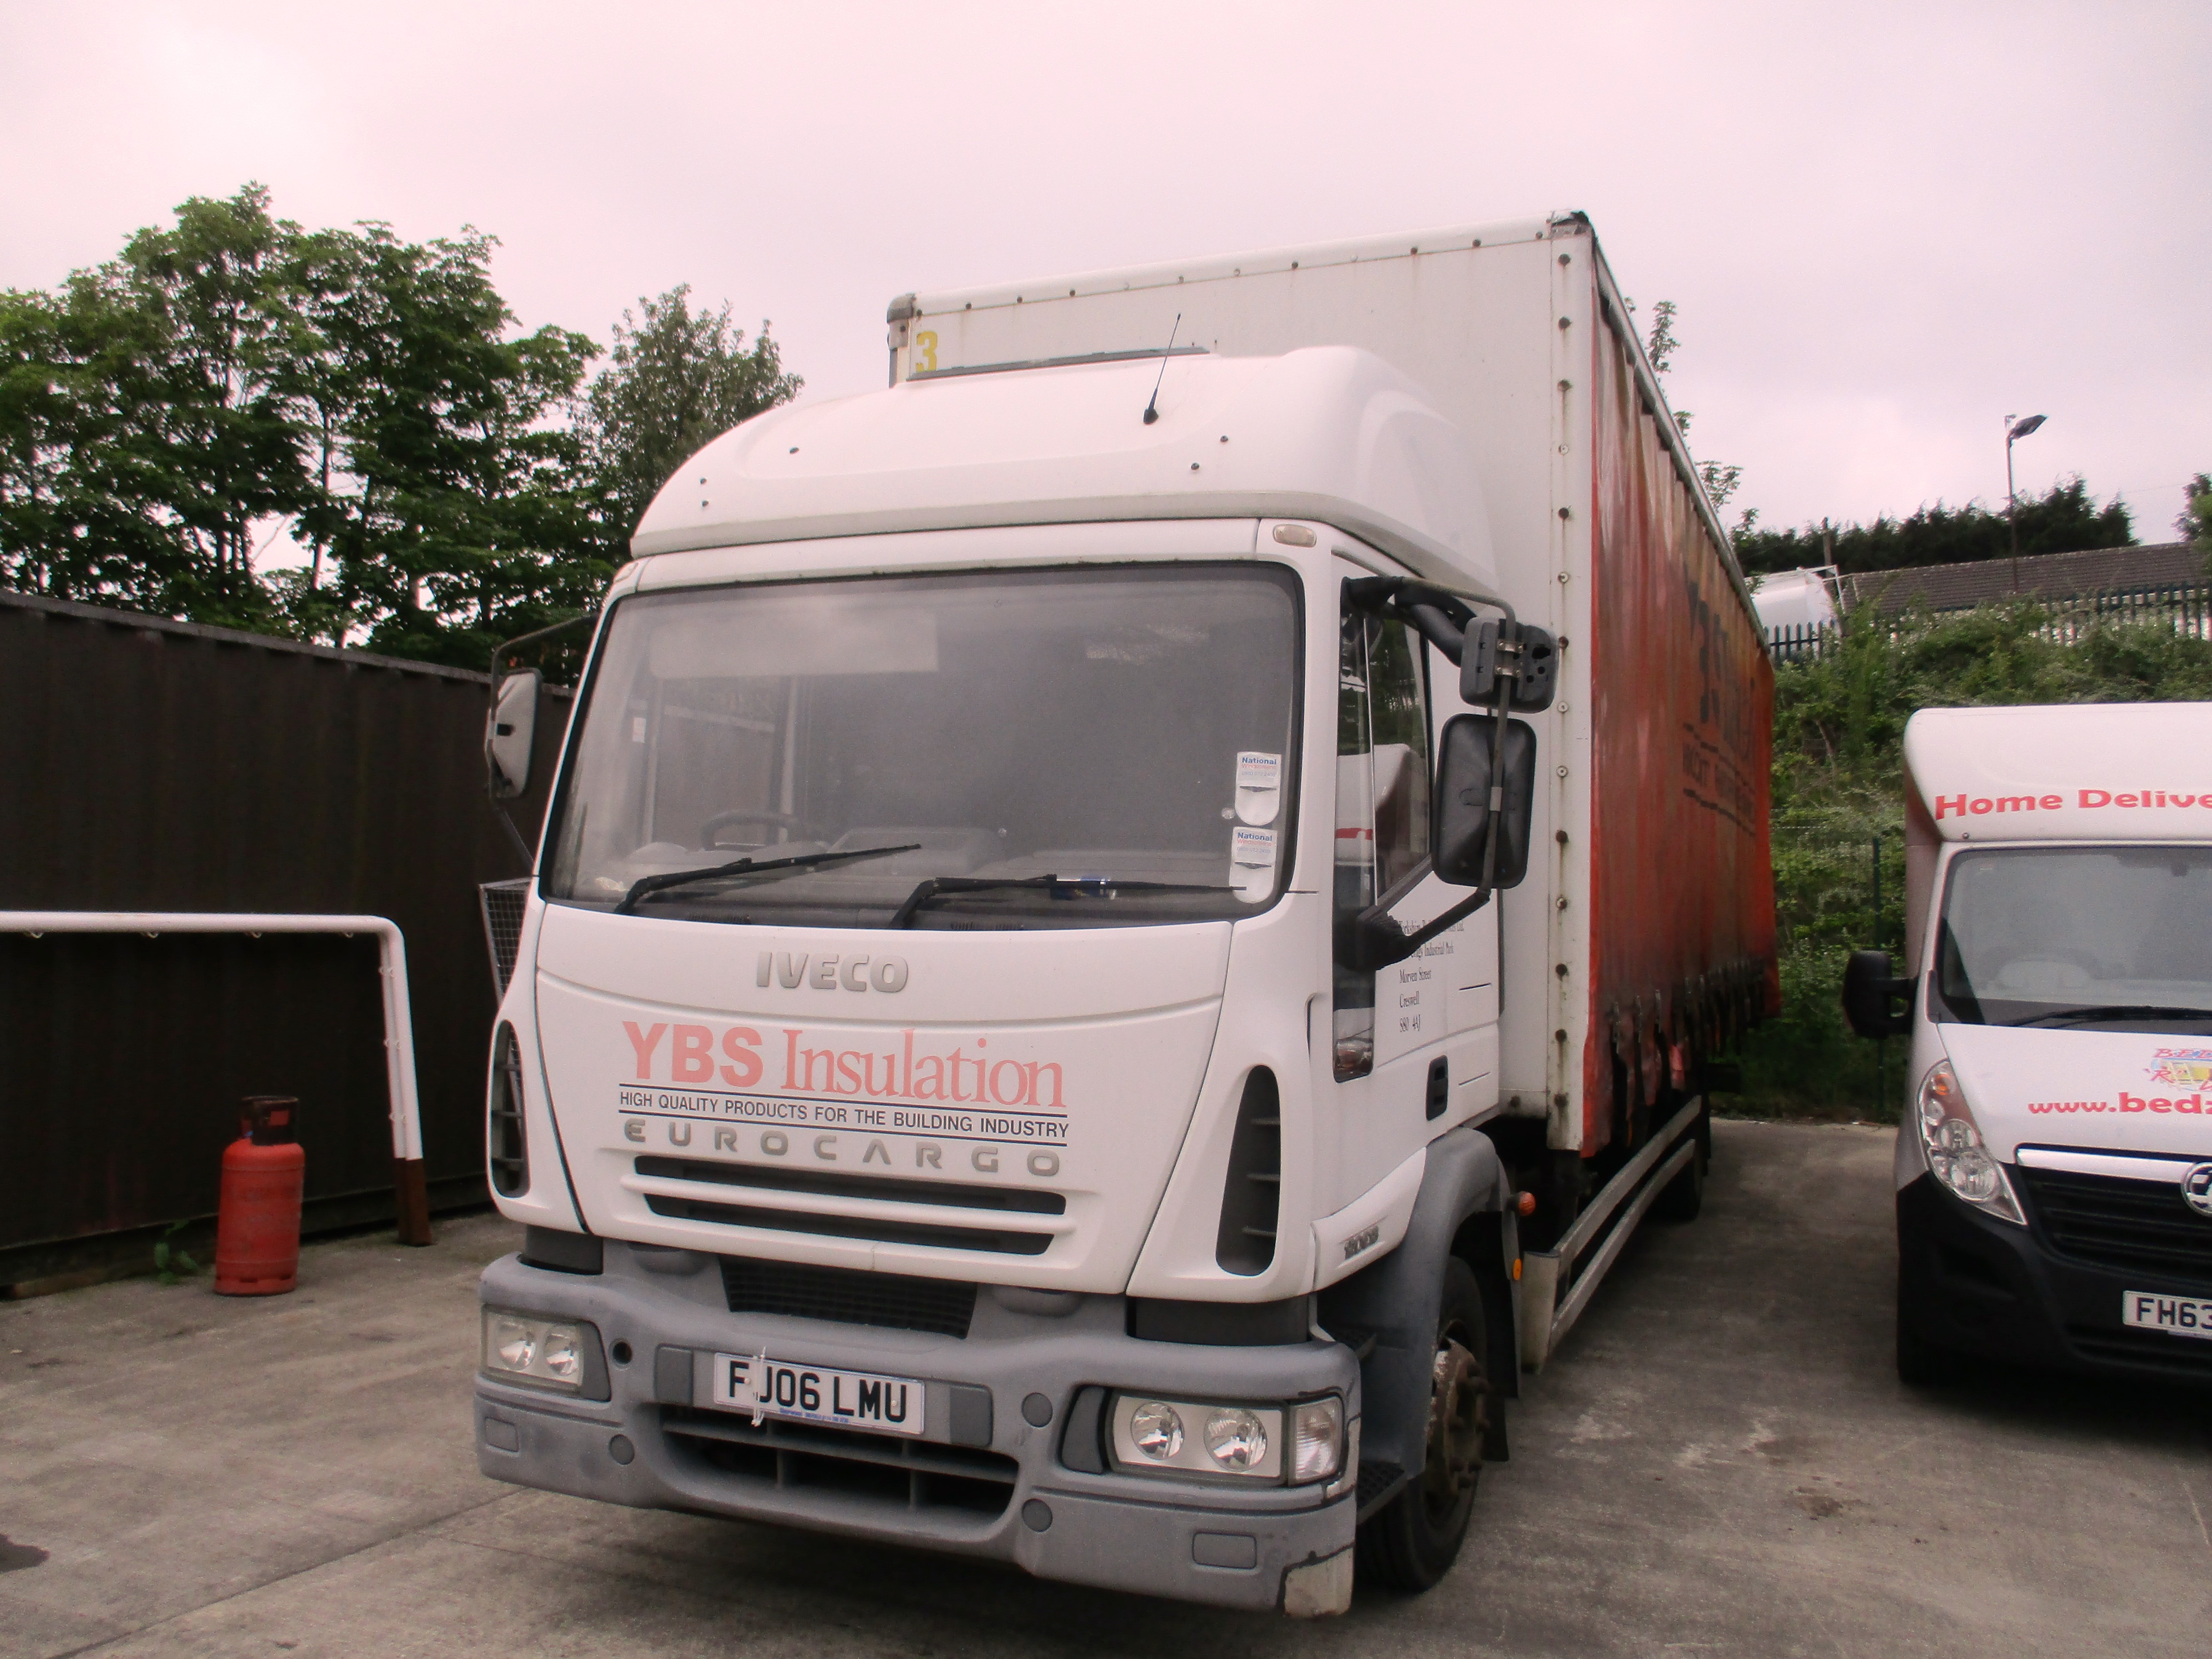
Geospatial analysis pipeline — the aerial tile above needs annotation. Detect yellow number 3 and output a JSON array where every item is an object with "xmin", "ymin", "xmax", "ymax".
[{"xmin": 914, "ymin": 330, "xmax": 939, "ymax": 373}]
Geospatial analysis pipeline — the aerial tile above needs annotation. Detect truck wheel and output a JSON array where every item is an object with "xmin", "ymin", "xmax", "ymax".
[
  {"xmin": 1652, "ymin": 1112, "xmax": 1708, "ymax": 1224},
  {"xmin": 1356, "ymin": 1257, "xmax": 1490, "ymax": 1593}
]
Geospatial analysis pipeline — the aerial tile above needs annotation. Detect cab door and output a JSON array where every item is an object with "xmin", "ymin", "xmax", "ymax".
[{"xmin": 1326, "ymin": 563, "xmax": 1502, "ymax": 1210}]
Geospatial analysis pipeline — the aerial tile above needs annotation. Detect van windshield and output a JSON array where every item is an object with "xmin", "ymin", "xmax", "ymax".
[
  {"xmin": 544, "ymin": 563, "xmax": 1301, "ymax": 928},
  {"xmin": 1933, "ymin": 845, "xmax": 2212, "ymax": 1032}
]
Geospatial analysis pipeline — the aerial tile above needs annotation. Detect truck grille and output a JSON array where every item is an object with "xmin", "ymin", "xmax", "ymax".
[
  {"xmin": 635, "ymin": 1156, "xmax": 1058, "ymax": 1255},
  {"xmin": 2016, "ymin": 1166, "xmax": 2212, "ymax": 1287},
  {"xmin": 660, "ymin": 1405, "xmax": 1016, "ymax": 1517},
  {"xmin": 635, "ymin": 1156, "xmax": 1064, "ymax": 1214},
  {"xmin": 644, "ymin": 1193, "xmax": 1051, "ymax": 1255},
  {"xmin": 719, "ymin": 1256, "xmax": 976, "ymax": 1338}
]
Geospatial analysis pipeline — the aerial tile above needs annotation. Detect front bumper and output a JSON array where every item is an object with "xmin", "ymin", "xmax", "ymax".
[
  {"xmin": 474, "ymin": 1245, "xmax": 1360, "ymax": 1613},
  {"xmin": 1897, "ymin": 1173, "xmax": 2212, "ymax": 1384}
]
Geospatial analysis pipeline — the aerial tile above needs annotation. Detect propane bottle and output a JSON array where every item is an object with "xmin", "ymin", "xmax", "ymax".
[{"xmin": 215, "ymin": 1096, "xmax": 305, "ymax": 1295}]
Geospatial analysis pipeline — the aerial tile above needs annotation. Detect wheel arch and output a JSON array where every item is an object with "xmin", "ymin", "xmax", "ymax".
[{"xmin": 1317, "ymin": 1126, "xmax": 1515, "ymax": 1511}]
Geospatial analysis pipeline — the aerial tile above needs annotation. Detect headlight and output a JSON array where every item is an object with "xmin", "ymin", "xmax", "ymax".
[
  {"xmin": 1203, "ymin": 1407, "xmax": 1268, "ymax": 1471},
  {"xmin": 1107, "ymin": 1394, "xmax": 1341, "ymax": 1483},
  {"xmin": 1915, "ymin": 1060, "xmax": 2023, "ymax": 1224},
  {"xmin": 482, "ymin": 1308, "xmax": 587, "ymax": 1392}
]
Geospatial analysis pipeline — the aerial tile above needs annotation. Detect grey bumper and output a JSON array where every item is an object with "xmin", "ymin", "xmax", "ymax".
[{"xmin": 474, "ymin": 1247, "xmax": 1359, "ymax": 1613}]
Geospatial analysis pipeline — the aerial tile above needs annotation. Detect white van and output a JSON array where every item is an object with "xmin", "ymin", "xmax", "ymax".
[{"xmin": 1844, "ymin": 703, "xmax": 2212, "ymax": 1384}]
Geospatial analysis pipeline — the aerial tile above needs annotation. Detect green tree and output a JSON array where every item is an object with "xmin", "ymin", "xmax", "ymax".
[
  {"xmin": 1734, "ymin": 479, "xmax": 2134, "ymax": 578},
  {"xmin": 1632, "ymin": 296, "xmax": 1753, "ymax": 525},
  {"xmin": 577, "ymin": 286, "xmax": 800, "ymax": 547},
  {"xmin": 2, "ymin": 185, "xmax": 623, "ymax": 665},
  {"xmin": 3, "ymin": 188, "xmax": 304, "ymax": 622},
  {"xmin": 2180, "ymin": 472, "xmax": 2210, "ymax": 549},
  {"xmin": 276, "ymin": 222, "xmax": 601, "ymax": 662}
]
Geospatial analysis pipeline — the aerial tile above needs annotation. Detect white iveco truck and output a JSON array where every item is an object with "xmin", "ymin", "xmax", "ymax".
[
  {"xmin": 1844, "ymin": 704, "xmax": 2212, "ymax": 1386},
  {"xmin": 473, "ymin": 215, "xmax": 1776, "ymax": 1614}
]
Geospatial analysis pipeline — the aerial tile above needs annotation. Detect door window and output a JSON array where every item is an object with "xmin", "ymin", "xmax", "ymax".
[{"xmin": 1333, "ymin": 596, "xmax": 1431, "ymax": 1079}]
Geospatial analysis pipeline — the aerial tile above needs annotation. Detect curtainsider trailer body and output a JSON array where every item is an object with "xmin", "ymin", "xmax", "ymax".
[{"xmin": 471, "ymin": 213, "xmax": 1775, "ymax": 1614}]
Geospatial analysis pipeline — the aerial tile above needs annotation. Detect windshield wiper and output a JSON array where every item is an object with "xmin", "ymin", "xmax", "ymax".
[
  {"xmin": 2007, "ymin": 1004, "xmax": 2212, "ymax": 1029},
  {"xmin": 615, "ymin": 843, "xmax": 920, "ymax": 915},
  {"xmin": 888, "ymin": 873, "xmax": 1231, "ymax": 929}
]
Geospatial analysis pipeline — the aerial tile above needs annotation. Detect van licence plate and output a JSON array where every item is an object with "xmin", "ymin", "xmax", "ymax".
[
  {"xmin": 2122, "ymin": 1291, "xmax": 2212, "ymax": 1341},
  {"xmin": 710, "ymin": 1352, "xmax": 926, "ymax": 1435}
]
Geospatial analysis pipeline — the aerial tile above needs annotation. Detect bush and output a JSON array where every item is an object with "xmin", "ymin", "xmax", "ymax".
[{"xmin": 1731, "ymin": 601, "xmax": 2212, "ymax": 1120}]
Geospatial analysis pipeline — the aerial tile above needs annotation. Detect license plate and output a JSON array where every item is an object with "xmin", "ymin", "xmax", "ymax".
[
  {"xmin": 2122, "ymin": 1291, "xmax": 2212, "ymax": 1341},
  {"xmin": 709, "ymin": 1352, "xmax": 926, "ymax": 1435}
]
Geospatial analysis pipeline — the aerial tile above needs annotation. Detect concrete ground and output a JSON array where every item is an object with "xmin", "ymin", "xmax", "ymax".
[{"xmin": 3, "ymin": 1122, "xmax": 2209, "ymax": 1659}]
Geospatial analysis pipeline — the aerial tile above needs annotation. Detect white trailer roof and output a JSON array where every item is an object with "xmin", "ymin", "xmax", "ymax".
[
  {"xmin": 902, "ymin": 215, "xmax": 1559, "ymax": 313},
  {"xmin": 630, "ymin": 345, "xmax": 1498, "ymax": 592},
  {"xmin": 1904, "ymin": 703, "xmax": 2212, "ymax": 842}
]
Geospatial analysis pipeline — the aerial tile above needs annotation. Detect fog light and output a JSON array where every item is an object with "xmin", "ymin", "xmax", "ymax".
[
  {"xmin": 1291, "ymin": 1398, "xmax": 1344, "ymax": 1483},
  {"xmin": 540, "ymin": 1327, "xmax": 581, "ymax": 1381},
  {"xmin": 481, "ymin": 1308, "xmax": 586, "ymax": 1393},
  {"xmin": 1129, "ymin": 1401, "xmax": 1184, "ymax": 1460},
  {"xmin": 1204, "ymin": 1407, "xmax": 1268, "ymax": 1471}
]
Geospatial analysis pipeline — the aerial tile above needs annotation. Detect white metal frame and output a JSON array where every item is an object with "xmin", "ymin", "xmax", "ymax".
[
  {"xmin": 0, "ymin": 911, "xmax": 431, "ymax": 1240},
  {"xmin": 1518, "ymin": 1097, "xmax": 1703, "ymax": 1370}
]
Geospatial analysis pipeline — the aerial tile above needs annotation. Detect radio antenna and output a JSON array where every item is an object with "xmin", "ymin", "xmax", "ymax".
[{"xmin": 1141, "ymin": 314, "xmax": 1182, "ymax": 425}]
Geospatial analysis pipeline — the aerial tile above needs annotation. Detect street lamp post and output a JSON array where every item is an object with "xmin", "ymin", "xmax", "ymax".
[{"xmin": 2005, "ymin": 413, "xmax": 2048, "ymax": 592}]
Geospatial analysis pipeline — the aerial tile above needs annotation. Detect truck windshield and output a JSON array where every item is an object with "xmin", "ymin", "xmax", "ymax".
[
  {"xmin": 1933, "ymin": 845, "xmax": 2212, "ymax": 1032},
  {"xmin": 544, "ymin": 563, "xmax": 1301, "ymax": 928}
]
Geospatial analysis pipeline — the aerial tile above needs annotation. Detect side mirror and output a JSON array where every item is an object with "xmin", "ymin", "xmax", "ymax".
[
  {"xmin": 486, "ymin": 669, "xmax": 540, "ymax": 800},
  {"xmin": 1433, "ymin": 714, "xmax": 1537, "ymax": 888},
  {"xmin": 1842, "ymin": 948, "xmax": 1915, "ymax": 1039}
]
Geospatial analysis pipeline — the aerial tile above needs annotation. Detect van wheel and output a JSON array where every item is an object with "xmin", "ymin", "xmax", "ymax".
[{"xmin": 1356, "ymin": 1257, "xmax": 1489, "ymax": 1592}]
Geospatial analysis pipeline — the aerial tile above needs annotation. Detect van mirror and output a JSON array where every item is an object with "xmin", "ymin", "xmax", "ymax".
[
  {"xmin": 1433, "ymin": 714, "xmax": 1536, "ymax": 888},
  {"xmin": 486, "ymin": 669, "xmax": 540, "ymax": 799},
  {"xmin": 1842, "ymin": 948, "xmax": 1915, "ymax": 1039}
]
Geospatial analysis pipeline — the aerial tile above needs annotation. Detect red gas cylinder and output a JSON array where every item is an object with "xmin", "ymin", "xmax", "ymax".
[{"xmin": 215, "ymin": 1096, "xmax": 305, "ymax": 1296}]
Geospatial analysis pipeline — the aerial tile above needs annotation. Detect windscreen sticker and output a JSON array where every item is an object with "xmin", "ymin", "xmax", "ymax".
[
  {"xmin": 1231, "ymin": 824, "xmax": 1277, "ymax": 904},
  {"xmin": 1235, "ymin": 750, "xmax": 1282, "ymax": 825},
  {"xmin": 1231, "ymin": 825, "xmax": 1278, "ymax": 868}
]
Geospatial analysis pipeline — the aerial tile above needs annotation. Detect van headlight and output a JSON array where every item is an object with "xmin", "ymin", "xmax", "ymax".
[
  {"xmin": 482, "ymin": 1308, "xmax": 586, "ymax": 1391},
  {"xmin": 1106, "ymin": 1393, "xmax": 1343, "ymax": 1484},
  {"xmin": 1915, "ymin": 1060, "xmax": 2023, "ymax": 1225}
]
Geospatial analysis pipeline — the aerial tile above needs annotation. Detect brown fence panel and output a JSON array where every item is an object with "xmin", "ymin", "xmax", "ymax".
[{"xmin": 0, "ymin": 592, "xmax": 567, "ymax": 1285}]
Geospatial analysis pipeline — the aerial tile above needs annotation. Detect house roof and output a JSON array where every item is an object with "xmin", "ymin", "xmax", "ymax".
[{"xmin": 1844, "ymin": 541, "xmax": 2207, "ymax": 614}]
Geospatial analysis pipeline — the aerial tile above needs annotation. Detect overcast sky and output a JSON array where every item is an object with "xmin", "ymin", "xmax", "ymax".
[{"xmin": 4, "ymin": 0, "xmax": 2206, "ymax": 549}]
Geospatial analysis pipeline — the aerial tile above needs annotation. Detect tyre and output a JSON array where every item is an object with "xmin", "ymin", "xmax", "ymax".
[
  {"xmin": 1356, "ymin": 1257, "xmax": 1492, "ymax": 1593},
  {"xmin": 1652, "ymin": 1109, "xmax": 1708, "ymax": 1224}
]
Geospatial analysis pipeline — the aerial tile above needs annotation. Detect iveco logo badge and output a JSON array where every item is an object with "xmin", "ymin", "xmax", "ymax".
[
  {"xmin": 756, "ymin": 951, "xmax": 908, "ymax": 993},
  {"xmin": 2183, "ymin": 1163, "xmax": 2212, "ymax": 1219}
]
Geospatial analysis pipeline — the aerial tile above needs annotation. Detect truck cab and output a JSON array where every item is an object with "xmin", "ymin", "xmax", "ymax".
[
  {"xmin": 473, "ymin": 346, "xmax": 1545, "ymax": 1614},
  {"xmin": 1845, "ymin": 703, "xmax": 2212, "ymax": 1385}
]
